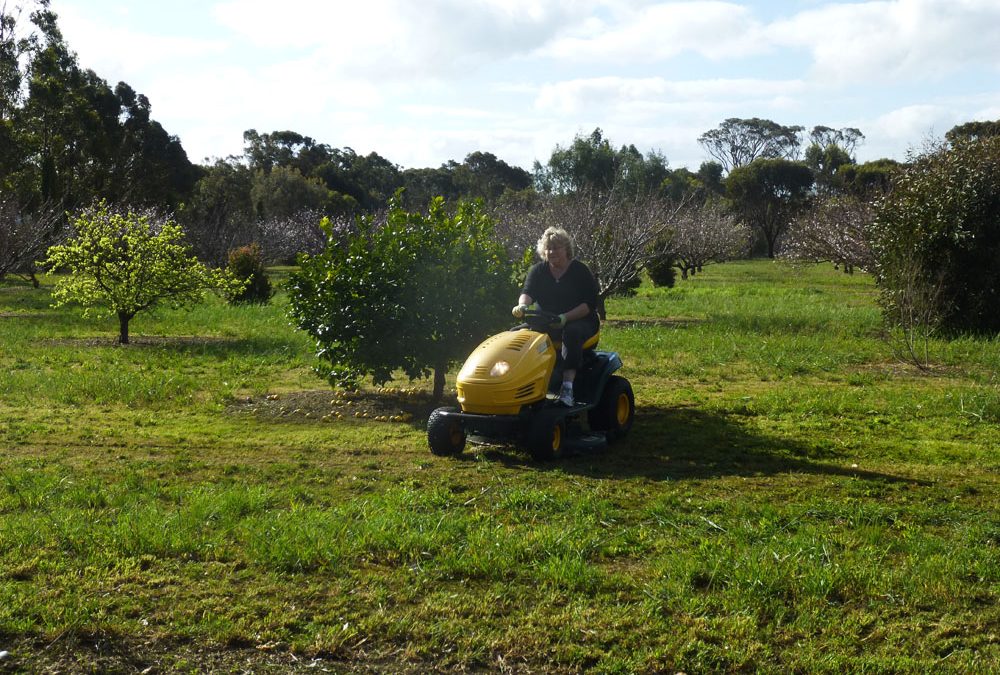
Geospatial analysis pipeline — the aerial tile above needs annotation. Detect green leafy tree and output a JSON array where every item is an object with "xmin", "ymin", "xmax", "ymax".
[
  {"xmin": 804, "ymin": 143, "xmax": 853, "ymax": 194},
  {"xmin": 288, "ymin": 196, "xmax": 517, "ymax": 400},
  {"xmin": 872, "ymin": 136, "xmax": 1000, "ymax": 334},
  {"xmin": 243, "ymin": 129, "xmax": 316, "ymax": 174},
  {"xmin": 3, "ymin": 4, "xmax": 196, "ymax": 211},
  {"xmin": 225, "ymin": 242, "xmax": 272, "ymax": 305},
  {"xmin": 945, "ymin": 119, "xmax": 1000, "ymax": 144},
  {"xmin": 1, "ymin": 0, "xmax": 41, "ymax": 195},
  {"xmin": 41, "ymin": 202, "xmax": 242, "ymax": 344},
  {"xmin": 250, "ymin": 165, "xmax": 332, "ymax": 222},
  {"xmin": 534, "ymin": 128, "xmax": 669, "ymax": 196},
  {"xmin": 803, "ymin": 126, "xmax": 864, "ymax": 195},
  {"xmin": 178, "ymin": 159, "xmax": 255, "ymax": 265},
  {"xmin": 698, "ymin": 117, "xmax": 804, "ymax": 173},
  {"xmin": 661, "ymin": 162, "xmax": 726, "ymax": 203},
  {"xmin": 838, "ymin": 158, "xmax": 901, "ymax": 198},
  {"xmin": 725, "ymin": 158, "xmax": 814, "ymax": 258},
  {"xmin": 400, "ymin": 165, "xmax": 462, "ymax": 210},
  {"xmin": 808, "ymin": 126, "xmax": 864, "ymax": 157},
  {"xmin": 454, "ymin": 151, "xmax": 532, "ymax": 202}
]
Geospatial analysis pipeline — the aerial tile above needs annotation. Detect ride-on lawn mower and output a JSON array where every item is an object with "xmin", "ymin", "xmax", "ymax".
[{"xmin": 427, "ymin": 308, "xmax": 634, "ymax": 460}]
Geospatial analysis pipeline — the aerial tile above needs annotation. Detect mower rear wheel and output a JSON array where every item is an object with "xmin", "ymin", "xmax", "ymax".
[
  {"xmin": 588, "ymin": 375, "xmax": 634, "ymax": 442},
  {"xmin": 527, "ymin": 409, "xmax": 566, "ymax": 461},
  {"xmin": 427, "ymin": 407, "xmax": 466, "ymax": 456}
]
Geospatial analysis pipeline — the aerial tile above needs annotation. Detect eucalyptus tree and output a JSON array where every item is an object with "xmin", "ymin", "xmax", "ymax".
[
  {"xmin": 698, "ymin": 118, "xmax": 804, "ymax": 173},
  {"xmin": 725, "ymin": 158, "xmax": 814, "ymax": 258},
  {"xmin": 4, "ymin": 2, "xmax": 196, "ymax": 210},
  {"xmin": 535, "ymin": 127, "xmax": 670, "ymax": 196},
  {"xmin": 945, "ymin": 119, "xmax": 1000, "ymax": 144}
]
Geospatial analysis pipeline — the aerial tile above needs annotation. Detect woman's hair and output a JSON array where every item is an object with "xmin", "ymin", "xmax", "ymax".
[{"xmin": 536, "ymin": 226, "xmax": 574, "ymax": 260}]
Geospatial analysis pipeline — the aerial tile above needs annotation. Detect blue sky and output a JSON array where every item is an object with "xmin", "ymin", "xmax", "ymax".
[{"xmin": 49, "ymin": 0, "xmax": 1000, "ymax": 171}]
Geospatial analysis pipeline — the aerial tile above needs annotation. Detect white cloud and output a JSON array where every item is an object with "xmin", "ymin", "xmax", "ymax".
[
  {"xmin": 43, "ymin": 0, "xmax": 1000, "ymax": 169},
  {"xmin": 542, "ymin": 1, "xmax": 768, "ymax": 63},
  {"xmin": 56, "ymin": 5, "xmax": 226, "ymax": 79},
  {"xmin": 769, "ymin": 0, "xmax": 1000, "ymax": 84},
  {"xmin": 859, "ymin": 103, "xmax": 956, "ymax": 159},
  {"xmin": 534, "ymin": 76, "xmax": 807, "ymax": 119},
  {"xmin": 211, "ymin": 0, "xmax": 594, "ymax": 79}
]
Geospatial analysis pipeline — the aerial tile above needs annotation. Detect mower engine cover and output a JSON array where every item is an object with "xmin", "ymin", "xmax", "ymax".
[{"xmin": 456, "ymin": 328, "xmax": 555, "ymax": 415}]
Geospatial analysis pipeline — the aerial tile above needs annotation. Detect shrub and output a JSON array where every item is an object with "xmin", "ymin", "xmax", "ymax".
[
  {"xmin": 646, "ymin": 251, "xmax": 677, "ymax": 288},
  {"xmin": 226, "ymin": 243, "xmax": 273, "ymax": 305},
  {"xmin": 871, "ymin": 137, "xmax": 1000, "ymax": 334},
  {"xmin": 288, "ymin": 196, "xmax": 517, "ymax": 400}
]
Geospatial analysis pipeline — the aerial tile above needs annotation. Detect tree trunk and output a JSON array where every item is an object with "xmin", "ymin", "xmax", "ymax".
[
  {"xmin": 433, "ymin": 365, "xmax": 446, "ymax": 403},
  {"xmin": 117, "ymin": 311, "xmax": 131, "ymax": 345}
]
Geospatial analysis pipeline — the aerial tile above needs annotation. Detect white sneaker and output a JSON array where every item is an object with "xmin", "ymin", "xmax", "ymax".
[{"xmin": 557, "ymin": 383, "xmax": 574, "ymax": 407}]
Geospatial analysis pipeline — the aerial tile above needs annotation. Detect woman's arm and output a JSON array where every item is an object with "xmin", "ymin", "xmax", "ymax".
[{"xmin": 562, "ymin": 302, "xmax": 591, "ymax": 322}]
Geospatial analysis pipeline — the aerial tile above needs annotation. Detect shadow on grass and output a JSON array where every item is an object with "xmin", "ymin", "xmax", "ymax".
[{"xmin": 474, "ymin": 405, "xmax": 925, "ymax": 486}]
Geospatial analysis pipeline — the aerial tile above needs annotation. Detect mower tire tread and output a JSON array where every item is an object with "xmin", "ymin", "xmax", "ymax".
[{"xmin": 427, "ymin": 407, "xmax": 466, "ymax": 456}]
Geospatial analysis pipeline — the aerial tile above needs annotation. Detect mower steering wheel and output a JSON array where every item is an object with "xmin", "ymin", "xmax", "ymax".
[{"xmin": 520, "ymin": 307, "xmax": 560, "ymax": 331}]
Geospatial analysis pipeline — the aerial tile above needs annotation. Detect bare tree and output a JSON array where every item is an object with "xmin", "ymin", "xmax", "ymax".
[
  {"xmin": 257, "ymin": 209, "xmax": 334, "ymax": 264},
  {"xmin": 181, "ymin": 211, "xmax": 256, "ymax": 268},
  {"xmin": 780, "ymin": 195, "xmax": 876, "ymax": 273},
  {"xmin": 493, "ymin": 188, "xmax": 686, "ymax": 317},
  {"xmin": 658, "ymin": 201, "xmax": 750, "ymax": 279},
  {"xmin": 0, "ymin": 199, "xmax": 65, "ymax": 286},
  {"xmin": 882, "ymin": 249, "xmax": 947, "ymax": 371}
]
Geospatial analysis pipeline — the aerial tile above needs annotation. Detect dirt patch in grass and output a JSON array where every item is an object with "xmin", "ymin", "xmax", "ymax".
[
  {"xmin": 604, "ymin": 317, "xmax": 703, "ymax": 329},
  {"xmin": 227, "ymin": 388, "xmax": 442, "ymax": 425},
  {"xmin": 41, "ymin": 335, "xmax": 242, "ymax": 348}
]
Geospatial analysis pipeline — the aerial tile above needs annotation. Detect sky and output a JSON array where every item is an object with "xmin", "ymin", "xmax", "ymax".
[{"xmin": 47, "ymin": 0, "xmax": 1000, "ymax": 172}]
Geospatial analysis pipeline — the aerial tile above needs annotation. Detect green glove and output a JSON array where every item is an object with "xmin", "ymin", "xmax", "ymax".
[
  {"xmin": 550, "ymin": 313, "xmax": 567, "ymax": 328},
  {"xmin": 512, "ymin": 304, "xmax": 529, "ymax": 318}
]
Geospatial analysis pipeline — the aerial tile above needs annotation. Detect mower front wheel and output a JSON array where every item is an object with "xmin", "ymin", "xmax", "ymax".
[
  {"xmin": 527, "ymin": 409, "xmax": 566, "ymax": 461},
  {"xmin": 427, "ymin": 407, "xmax": 466, "ymax": 456}
]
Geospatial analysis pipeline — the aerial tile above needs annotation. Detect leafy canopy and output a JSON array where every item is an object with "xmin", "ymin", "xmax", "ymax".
[
  {"xmin": 725, "ymin": 158, "xmax": 814, "ymax": 258},
  {"xmin": 288, "ymin": 196, "xmax": 518, "ymax": 399},
  {"xmin": 42, "ymin": 201, "xmax": 242, "ymax": 343},
  {"xmin": 872, "ymin": 136, "xmax": 1000, "ymax": 334}
]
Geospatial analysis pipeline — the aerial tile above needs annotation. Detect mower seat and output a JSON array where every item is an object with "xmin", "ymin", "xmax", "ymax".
[{"xmin": 552, "ymin": 331, "xmax": 600, "ymax": 355}]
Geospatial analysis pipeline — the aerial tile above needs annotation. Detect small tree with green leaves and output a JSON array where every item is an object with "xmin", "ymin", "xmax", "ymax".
[
  {"xmin": 41, "ymin": 202, "xmax": 243, "ymax": 344},
  {"xmin": 225, "ymin": 242, "xmax": 273, "ymax": 305},
  {"xmin": 288, "ymin": 196, "xmax": 517, "ymax": 401}
]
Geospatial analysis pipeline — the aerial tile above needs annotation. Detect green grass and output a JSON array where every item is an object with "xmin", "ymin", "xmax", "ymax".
[{"xmin": 2, "ymin": 261, "xmax": 999, "ymax": 672}]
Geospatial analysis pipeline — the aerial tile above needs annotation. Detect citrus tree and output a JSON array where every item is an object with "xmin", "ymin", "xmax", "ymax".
[
  {"xmin": 42, "ymin": 202, "xmax": 242, "ymax": 344},
  {"xmin": 288, "ymin": 196, "xmax": 517, "ymax": 400}
]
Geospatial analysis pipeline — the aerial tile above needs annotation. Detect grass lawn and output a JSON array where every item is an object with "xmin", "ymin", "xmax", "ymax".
[{"xmin": 2, "ymin": 260, "xmax": 999, "ymax": 673}]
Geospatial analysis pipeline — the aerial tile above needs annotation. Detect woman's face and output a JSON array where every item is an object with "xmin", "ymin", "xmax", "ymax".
[{"xmin": 545, "ymin": 241, "xmax": 569, "ymax": 268}]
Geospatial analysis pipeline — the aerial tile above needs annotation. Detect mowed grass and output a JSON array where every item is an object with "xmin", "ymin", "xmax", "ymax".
[{"xmin": 2, "ymin": 261, "xmax": 999, "ymax": 673}]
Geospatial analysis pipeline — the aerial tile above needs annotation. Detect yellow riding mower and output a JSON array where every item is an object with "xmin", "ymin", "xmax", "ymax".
[{"xmin": 427, "ymin": 308, "xmax": 635, "ymax": 460}]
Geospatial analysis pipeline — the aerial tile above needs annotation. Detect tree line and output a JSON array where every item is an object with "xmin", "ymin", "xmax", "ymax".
[{"xmin": 5, "ymin": 1, "xmax": 1000, "ymax": 388}]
